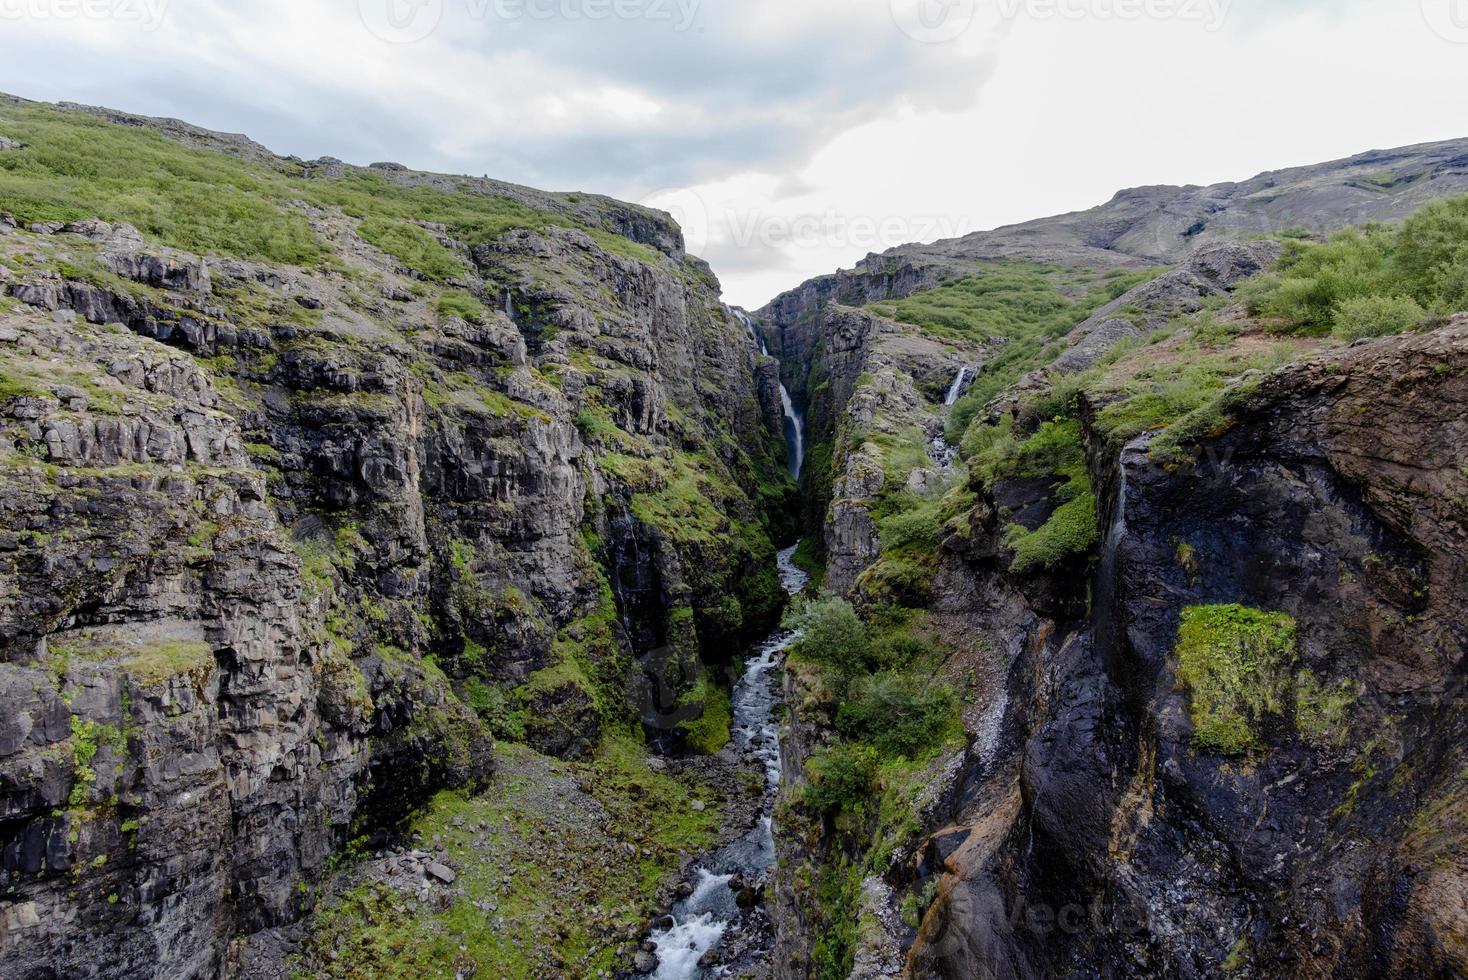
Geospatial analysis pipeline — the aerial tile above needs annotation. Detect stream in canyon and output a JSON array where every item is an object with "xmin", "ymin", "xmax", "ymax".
[{"xmin": 647, "ymin": 544, "xmax": 809, "ymax": 978}]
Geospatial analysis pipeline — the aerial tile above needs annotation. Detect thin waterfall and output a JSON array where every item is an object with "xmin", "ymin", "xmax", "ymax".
[
  {"xmin": 944, "ymin": 365, "xmax": 970, "ymax": 407},
  {"xmin": 733, "ymin": 308, "xmax": 805, "ymax": 480}
]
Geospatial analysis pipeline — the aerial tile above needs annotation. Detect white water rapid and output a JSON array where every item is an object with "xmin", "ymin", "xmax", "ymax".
[{"xmin": 648, "ymin": 545, "xmax": 809, "ymax": 979}]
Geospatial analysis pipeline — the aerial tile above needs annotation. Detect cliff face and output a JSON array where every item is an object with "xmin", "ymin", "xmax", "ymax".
[
  {"xmin": 908, "ymin": 321, "xmax": 1468, "ymax": 979},
  {"xmin": 0, "ymin": 98, "xmax": 792, "ymax": 978},
  {"xmin": 758, "ymin": 145, "xmax": 1468, "ymax": 979}
]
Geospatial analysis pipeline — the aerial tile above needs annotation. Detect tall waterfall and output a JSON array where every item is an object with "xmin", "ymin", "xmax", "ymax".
[
  {"xmin": 944, "ymin": 365, "xmax": 970, "ymax": 407},
  {"xmin": 733, "ymin": 308, "xmax": 805, "ymax": 479}
]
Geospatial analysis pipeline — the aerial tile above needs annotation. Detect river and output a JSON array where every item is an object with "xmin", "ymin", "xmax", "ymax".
[{"xmin": 647, "ymin": 544, "xmax": 809, "ymax": 978}]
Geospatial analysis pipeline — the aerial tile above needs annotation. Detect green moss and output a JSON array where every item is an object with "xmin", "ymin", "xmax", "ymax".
[
  {"xmin": 678, "ymin": 677, "xmax": 732, "ymax": 755},
  {"xmin": 1175, "ymin": 605, "xmax": 1298, "ymax": 755},
  {"xmin": 1295, "ymin": 671, "xmax": 1356, "ymax": 749},
  {"xmin": 1004, "ymin": 489, "xmax": 1098, "ymax": 575}
]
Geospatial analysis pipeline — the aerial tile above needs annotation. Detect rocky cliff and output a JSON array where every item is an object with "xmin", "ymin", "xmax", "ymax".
[
  {"xmin": 0, "ymin": 96, "xmax": 794, "ymax": 978},
  {"xmin": 757, "ymin": 144, "xmax": 1468, "ymax": 979}
]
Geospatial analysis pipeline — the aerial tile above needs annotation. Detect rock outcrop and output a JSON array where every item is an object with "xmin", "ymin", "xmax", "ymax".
[{"xmin": 0, "ymin": 97, "xmax": 793, "ymax": 979}]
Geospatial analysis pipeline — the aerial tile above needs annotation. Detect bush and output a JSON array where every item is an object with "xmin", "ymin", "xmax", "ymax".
[
  {"xmin": 836, "ymin": 672, "xmax": 957, "ymax": 757},
  {"xmin": 1243, "ymin": 194, "xmax": 1468, "ymax": 335},
  {"xmin": 801, "ymin": 744, "xmax": 880, "ymax": 816},
  {"xmin": 1331, "ymin": 294, "xmax": 1428, "ymax": 341},
  {"xmin": 783, "ymin": 596, "xmax": 869, "ymax": 674},
  {"xmin": 1174, "ymin": 605, "xmax": 1298, "ymax": 755},
  {"xmin": 1393, "ymin": 194, "xmax": 1468, "ymax": 312}
]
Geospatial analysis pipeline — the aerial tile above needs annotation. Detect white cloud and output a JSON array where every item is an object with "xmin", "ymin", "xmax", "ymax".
[{"xmin": 0, "ymin": 0, "xmax": 1464, "ymax": 307}]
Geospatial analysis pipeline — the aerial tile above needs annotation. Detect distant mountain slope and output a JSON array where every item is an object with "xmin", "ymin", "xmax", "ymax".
[{"xmin": 761, "ymin": 136, "xmax": 1468, "ymax": 321}]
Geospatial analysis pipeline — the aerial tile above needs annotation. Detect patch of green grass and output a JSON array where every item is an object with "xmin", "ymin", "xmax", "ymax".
[
  {"xmin": 358, "ymin": 218, "xmax": 466, "ymax": 281},
  {"xmin": 1004, "ymin": 489, "xmax": 1098, "ymax": 575},
  {"xmin": 1175, "ymin": 605, "xmax": 1298, "ymax": 755},
  {"xmin": 434, "ymin": 288, "xmax": 488, "ymax": 323},
  {"xmin": 0, "ymin": 100, "xmax": 658, "ymax": 276},
  {"xmin": 1294, "ymin": 671, "xmax": 1356, "ymax": 749}
]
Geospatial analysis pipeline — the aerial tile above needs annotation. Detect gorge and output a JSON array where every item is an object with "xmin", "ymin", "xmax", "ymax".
[{"xmin": 0, "ymin": 94, "xmax": 1466, "ymax": 980}]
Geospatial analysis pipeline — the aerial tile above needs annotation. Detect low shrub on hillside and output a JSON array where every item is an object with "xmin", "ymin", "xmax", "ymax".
[
  {"xmin": 836, "ymin": 672, "xmax": 957, "ymax": 758},
  {"xmin": 1243, "ymin": 194, "xmax": 1468, "ymax": 336}
]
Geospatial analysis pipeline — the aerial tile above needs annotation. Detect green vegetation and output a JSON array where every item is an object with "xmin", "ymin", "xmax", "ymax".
[
  {"xmin": 304, "ymin": 737, "xmax": 720, "ymax": 979},
  {"xmin": 866, "ymin": 263, "xmax": 1149, "ymax": 441},
  {"xmin": 359, "ymin": 218, "xmax": 465, "ymax": 281},
  {"xmin": 801, "ymin": 743, "xmax": 880, "ymax": 816},
  {"xmin": 0, "ymin": 101, "xmax": 659, "ymax": 278},
  {"xmin": 434, "ymin": 288, "xmax": 489, "ymax": 323},
  {"xmin": 1242, "ymin": 194, "xmax": 1468, "ymax": 337},
  {"xmin": 969, "ymin": 418, "xmax": 1099, "ymax": 574},
  {"xmin": 1174, "ymin": 605, "xmax": 1298, "ymax": 755},
  {"xmin": 1295, "ymin": 671, "xmax": 1357, "ymax": 749},
  {"xmin": 69, "ymin": 716, "xmax": 127, "ymax": 807},
  {"xmin": 679, "ymin": 676, "xmax": 733, "ymax": 755},
  {"xmin": 836, "ymin": 671, "xmax": 959, "ymax": 757},
  {"xmin": 784, "ymin": 595, "xmax": 959, "ymax": 798}
]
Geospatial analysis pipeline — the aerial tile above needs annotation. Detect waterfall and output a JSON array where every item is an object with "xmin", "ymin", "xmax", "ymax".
[
  {"xmin": 1092, "ymin": 441, "xmax": 1138, "ymax": 668},
  {"xmin": 944, "ymin": 365, "xmax": 970, "ymax": 407},
  {"xmin": 733, "ymin": 307, "xmax": 805, "ymax": 480}
]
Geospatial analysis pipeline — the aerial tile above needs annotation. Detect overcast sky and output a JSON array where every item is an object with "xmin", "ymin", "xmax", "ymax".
[{"xmin": 3, "ymin": 0, "xmax": 1467, "ymax": 306}]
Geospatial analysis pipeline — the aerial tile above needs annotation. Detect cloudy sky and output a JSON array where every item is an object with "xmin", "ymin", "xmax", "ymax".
[{"xmin": 3, "ymin": 0, "xmax": 1467, "ymax": 306}]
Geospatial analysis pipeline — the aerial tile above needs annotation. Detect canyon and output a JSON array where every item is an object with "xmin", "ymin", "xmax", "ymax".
[{"xmin": 0, "ymin": 94, "xmax": 1465, "ymax": 979}]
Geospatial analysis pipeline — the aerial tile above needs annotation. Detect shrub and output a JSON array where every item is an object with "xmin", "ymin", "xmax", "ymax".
[
  {"xmin": 1331, "ymin": 294, "xmax": 1428, "ymax": 341},
  {"xmin": 783, "ymin": 596, "xmax": 869, "ymax": 674},
  {"xmin": 836, "ymin": 672, "xmax": 957, "ymax": 758},
  {"xmin": 1393, "ymin": 194, "xmax": 1468, "ymax": 312},
  {"xmin": 866, "ymin": 633, "xmax": 929, "ymax": 672},
  {"xmin": 1174, "ymin": 605, "xmax": 1298, "ymax": 755},
  {"xmin": 801, "ymin": 744, "xmax": 880, "ymax": 816}
]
